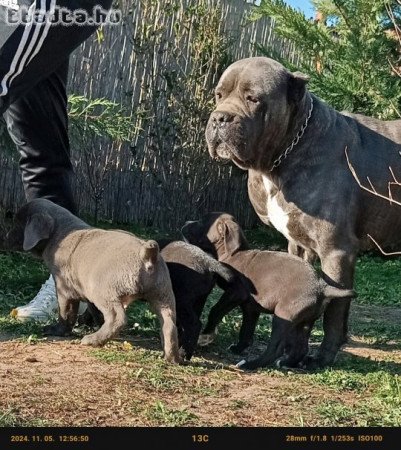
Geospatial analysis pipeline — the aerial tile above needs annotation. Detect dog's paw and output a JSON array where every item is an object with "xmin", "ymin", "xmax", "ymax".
[
  {"xmin": 179, "ymin": 347, "xmax": 193, "ymax": 361},
  {"xmin": 275, "ymin": 356, "xmax": 302, "ymax": 370},
  {"xmin": 299, "ymin": 354, "xmax": 328, "ymax": 371},
  {"xmin": 235, "ymin": 359, "xmax": 247, "ymax": 368},
  {"xmin": 197, "ymin": 332, "xmax": 216, "ymax": 347},
  {"xmin": 228, "ymin": 343, "xmax": 248, "ymax": 355},
  {"xmin": 275, "ymin": 358, "xmax": 287, "ymax": 369},
  {"xmin": 165, "ymin": 354, "xmax": 186, "ymax": 365},
  {"xmin": 275, "ymin": 357, "xmax": 297, "ymax": 370},
  {"xmin": 80, "ymin": 334, "xmax": 104, "ymax": 347},
  {"xmin": 235, "ymin": 359, "xmax": 258, "ymax": 371},
  {"xmin": 43, "ymin": 323, "xmax": 70, "ymax": 337}
]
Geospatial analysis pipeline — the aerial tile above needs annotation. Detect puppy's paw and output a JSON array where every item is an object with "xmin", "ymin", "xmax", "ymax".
[
  {"xmin": 299, "ymin": 354, "xmax": 327, "ymax": 371},
  {"xmin": 228, "ymin": 343, "xmax": 249, "ymax": 355},
  {"xmin": 275, "ymin": 358, "xmax": 285, "ymax": 369},
  {"xmin": 197, "ymin": 332, "xmax": 216, "ymax": 347},
  {"xmin": 43, "ymin": 323, "xmax": 70, "ymax": 337},
  {"xmin": 165, "ymin": 354, "xmax": 186, "ymax": 365},
  {"xmin": 235, "ymin": 359, "xmax": 247, "ymax": 368},
  {"xmin": 80, "ymin": 334, "xmax": 104, "ymax": 347},
  {"xmin": 275, "ymin": 355, "xmax": 302, "ymax": 370},
  {"xmin": 235, "ymin": 359, "xmax": 258, "ymax": 371},
  {"xmin": 179, "ymin": 346, "xmax": 193, "ymax": 361},
  {"xmin": 275, "ymin": 357, "xmax": 295, "ymax": 370}
]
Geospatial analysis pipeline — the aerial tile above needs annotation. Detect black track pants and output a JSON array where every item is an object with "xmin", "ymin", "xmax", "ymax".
[{"xmin": 0, "ymin": 0, "xmax": 113, "ymax": 212}]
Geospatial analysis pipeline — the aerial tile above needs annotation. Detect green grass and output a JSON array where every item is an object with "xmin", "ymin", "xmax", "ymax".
[
  {"xmin": 315, "ymin": 395, "xmax": 401, "ymax": 427},
  {"xmin": 355, "ymin": 254, "xmax": 401, "ymax": 306},
  {"xmin": 146, "ymin": 401, "xmax": 198, "ymax": 426},
  {"xmin": 302, "ymin": 353, "xmax": 401, "ymax": 426},
  {"xmin": 0, "ymin": 409, "xmax": 52, "ymax": 427},
  {"xmin": 91, "ymin": 342, "xmax": 230, "ymax": 398}
]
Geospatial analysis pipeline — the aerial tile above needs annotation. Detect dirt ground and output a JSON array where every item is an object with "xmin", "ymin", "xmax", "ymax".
[{"xmin": 0, "ymin": 303, "xmax": 400, "ymax": 428}]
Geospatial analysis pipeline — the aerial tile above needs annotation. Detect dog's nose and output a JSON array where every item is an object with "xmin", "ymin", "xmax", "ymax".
[{"xmin": 211, "ymin": 111, "xmax": 235, "ymax": 127}]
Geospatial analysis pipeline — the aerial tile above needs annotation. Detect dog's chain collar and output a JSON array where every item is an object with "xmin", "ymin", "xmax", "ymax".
[{"xmin": 270, "ymin": 95, "xmax": 314, "ymax": 172}]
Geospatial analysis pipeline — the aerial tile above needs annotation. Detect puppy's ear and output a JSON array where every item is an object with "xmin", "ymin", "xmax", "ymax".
[
  {"xmin": 223, "ymin": 219, "xmax": 244, "ymax": 257},
  {"xmin": 23, "ymin": 213, "xmax": 55, "ymax": 251},
  {"xmin": 288, "ymin": 71, "xmax": 309, "ymax": 104}
]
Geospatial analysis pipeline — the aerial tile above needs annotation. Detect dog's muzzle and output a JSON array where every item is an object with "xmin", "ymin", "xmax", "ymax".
[{"xmin": 206, "ymin": 111, "xmax": 237, "ymax": 160}]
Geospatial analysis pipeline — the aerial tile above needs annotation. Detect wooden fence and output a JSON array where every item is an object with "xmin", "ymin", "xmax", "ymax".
[{"xmin": 0, "ymin": 0, "xmax": 297, "ymax": 231}]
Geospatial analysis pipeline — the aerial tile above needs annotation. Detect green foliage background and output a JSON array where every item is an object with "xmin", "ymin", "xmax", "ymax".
[{"xmin": 253, "ymin": 0, "xmax": 401, "ymax": 119}]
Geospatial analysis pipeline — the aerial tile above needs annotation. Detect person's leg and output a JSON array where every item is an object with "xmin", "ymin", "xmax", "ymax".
[
  {"xmin": 0, "ymin": 0, "xmax": 114, "ymax": 114},
  {"xmin": 4, "ymin": 59, "xmax": 76, "ymax": 212},
  {"xmin": 1, "ymin": 0, "xmax": 113, "ymax": 320},
  {"xmin": 6, "ymin": 61, "xmax": 79, "ymax": 321}
]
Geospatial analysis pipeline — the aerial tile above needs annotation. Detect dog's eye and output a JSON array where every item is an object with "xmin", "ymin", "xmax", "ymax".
[
  {"xmin": 215, "ymin": 92, "xmax": 222, "ymax": 101},
  {"xmin": 246, "ymin": 95, "xmax": 259, "ymax": 104}
]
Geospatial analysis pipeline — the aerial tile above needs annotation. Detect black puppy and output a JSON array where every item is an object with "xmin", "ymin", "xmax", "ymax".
[{"xmin": 158, "ymin": 239, "xmax": 249, "ymax": 360}]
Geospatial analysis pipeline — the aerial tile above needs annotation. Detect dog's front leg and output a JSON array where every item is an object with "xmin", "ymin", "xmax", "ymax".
[
  {"xmin": 237, "ymin": 315, "xmax": 290, "ymax": 370},
  {"xmin": 199, "ymin": 291, "xmax": 242, "ymax": 346},
  {"xmin": 277, "ymin": 323, "xmax": 312, "ymax": 368},
  {"xmin": 177, "ymin": 306, "xmax": 202, "ymax": 361},
  {"xmin": 304, "ymin": 248, "xmax": 357, "ymax": 369},
  {"xmin": 229, "ymin": 302, "xmax": 260, "ymax": 354}
]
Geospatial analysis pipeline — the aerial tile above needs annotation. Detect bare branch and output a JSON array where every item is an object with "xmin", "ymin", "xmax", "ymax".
[
  {"xmin": 390, "ymin": 166, "xmax": 400, "ymax": 184},
  {"xmin": 345, "ymin": 147, "xmax": 401, "ymax": 207},
  {"xmin": 346, "ymin": 146, "xmax": 401, "ymax": 255},
  {"xmin": 386, "ymin": 2, "xmax": 401, "ymax": 48},
  {"xmin": 368, "ymin": 234, "xmax": 401, "ymax": 256}
]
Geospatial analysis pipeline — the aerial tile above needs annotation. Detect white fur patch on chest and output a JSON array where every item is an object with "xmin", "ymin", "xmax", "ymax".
[{"xmin": 262, "ymin": 175, "xmax": 291, "ymax": 240}]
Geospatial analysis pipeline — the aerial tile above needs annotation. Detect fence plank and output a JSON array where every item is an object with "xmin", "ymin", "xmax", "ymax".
[{"xmin": 0, "ymin": 0, "xmax": 295, "ymax": 231}]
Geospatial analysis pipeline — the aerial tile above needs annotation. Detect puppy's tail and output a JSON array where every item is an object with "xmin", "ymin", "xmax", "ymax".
[
  {"xmin": 141, "ymin": 240, "xmax": 159, "ymax": 272},
  {"xmin": 212, "ymin": 261, "xmax": 235, "ymax": 283},
  {"xmin": 323, "ymin": 283, "xmax": 357, "ymax": 300}
]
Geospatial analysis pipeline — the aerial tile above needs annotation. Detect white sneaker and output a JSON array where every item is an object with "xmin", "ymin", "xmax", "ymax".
[{"xmin": 10, "ymin": 275, "xmax": 87, "ymax": 322}]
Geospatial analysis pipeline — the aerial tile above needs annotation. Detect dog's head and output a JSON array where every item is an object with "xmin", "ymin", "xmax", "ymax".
[
  {"xmin": 205, "ymin": 57, "xmax": 309, "ymax": 170},
  {"xmin": 6, "ymin": 200, "xmax": 56, "ymax": 255},
  {"xmin": 181, "ymin": 213, "xmax": 248, "ymax": 260}
]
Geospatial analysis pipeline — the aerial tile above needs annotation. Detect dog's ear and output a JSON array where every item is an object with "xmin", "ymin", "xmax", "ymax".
[
  {"xmin": 222, "ymin": 219, "xmax": 244, "ymax": 257},
  {"xmin": 23, "ymin": 213, "xmax": 55, "ymax": 251},
  {"xmin": 288, "ymin": 71, "xmax": 309, "ymax": 104}
]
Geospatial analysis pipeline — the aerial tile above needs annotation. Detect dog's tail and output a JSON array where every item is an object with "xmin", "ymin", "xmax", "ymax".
[
  {"xmin": 323, "ymin": 283, "xmax": 357, "ymax": 300},
  {"xmin": 212, "ymin": 260, "xmax": 255, "ymax": 298},
  {"xmin": 211, "ymin": 260, "xmax": 235, "ymax": 283},
  {"xmin": 141, "ymin": 240, "xmax": 159, "ymax": 271}
]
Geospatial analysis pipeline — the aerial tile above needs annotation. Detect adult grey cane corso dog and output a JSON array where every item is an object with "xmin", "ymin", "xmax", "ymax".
[{"xmin": 206, "ymin": 56, "xmax": 401, "ymax": 368}]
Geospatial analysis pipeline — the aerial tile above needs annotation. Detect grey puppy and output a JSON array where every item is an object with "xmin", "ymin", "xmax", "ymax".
[
  {"xmin": 182, "ymin": 212, "xmax": 356, "ymax": 370},
  {"xmin": 6, "ymin": 199, "xmax": 182, "ymax": 364},
  {"xmin": 205, "ymin": 56, "xmax": 401, "ymax": 368},
  {"xmin": 81, "ymin": 239, "xmax": 250, "ymax": 361}
]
